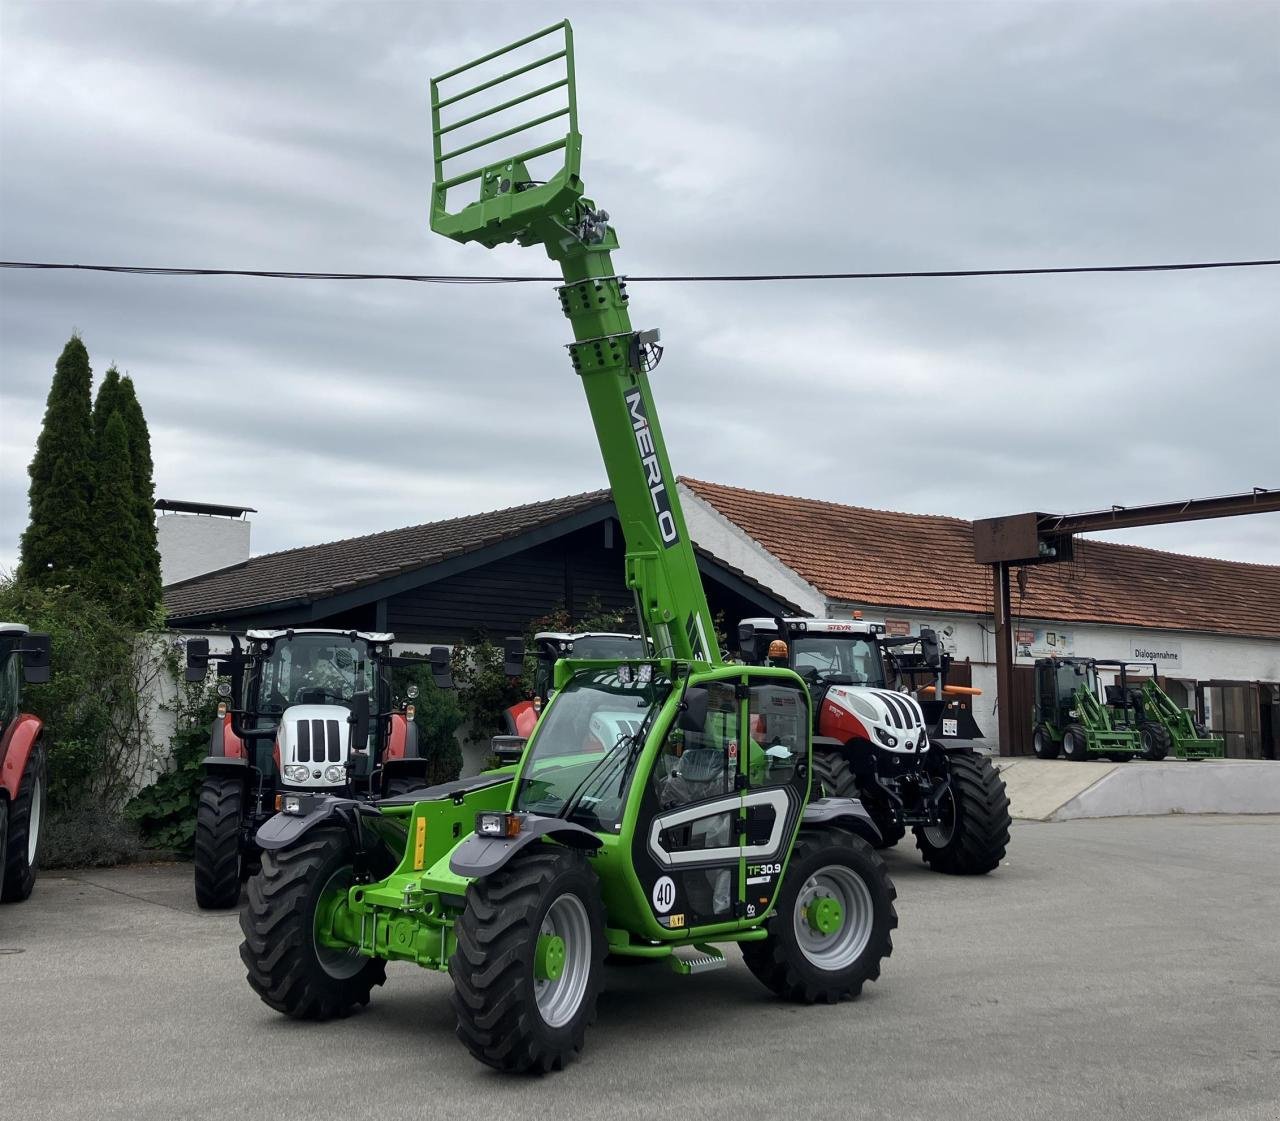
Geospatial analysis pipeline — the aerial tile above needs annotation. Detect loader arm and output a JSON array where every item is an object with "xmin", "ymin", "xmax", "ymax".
[{"xmin": 429, "ymin": 21, "xmax": 718, "ymax": 664}]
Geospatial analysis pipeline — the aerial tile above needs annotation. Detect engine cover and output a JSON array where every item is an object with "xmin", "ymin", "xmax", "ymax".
[
  {"xmin": 820, "ymin": 686, "xmax": 929, "ymax": 754},
  {"xmin": 277, "ymin": 704, "xmax": 352, "ymax": 788}
]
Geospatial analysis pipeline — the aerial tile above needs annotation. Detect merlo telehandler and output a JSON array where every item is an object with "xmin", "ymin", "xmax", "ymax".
[{"xmin": 239, "ymin": 22, "xmax": 898, "ymax": 1074}]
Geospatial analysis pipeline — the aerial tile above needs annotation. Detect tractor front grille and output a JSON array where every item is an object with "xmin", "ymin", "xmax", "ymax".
[{"xmin": 296, "ymin": 719, "xmax": 342, "ymax": 763}]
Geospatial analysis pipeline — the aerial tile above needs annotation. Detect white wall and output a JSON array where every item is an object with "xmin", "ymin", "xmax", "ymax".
[{"xmin": 158, "ymin": 513, "xmax": 251, "ymax": 586}]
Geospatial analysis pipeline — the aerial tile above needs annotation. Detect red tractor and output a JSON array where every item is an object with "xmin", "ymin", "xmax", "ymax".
[
  {"xmin": 184, "ymin": 628, "xmax": 451, "ymax": 908},
  {"xmin": 1, "ymin": 622, "xmax": 52, "ymax": 903},
  {"xmin": 494, "ymin": 632, "xmax": 647, "ymax": 762}
]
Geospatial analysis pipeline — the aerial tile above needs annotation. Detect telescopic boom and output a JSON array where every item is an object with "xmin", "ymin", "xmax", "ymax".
[{"xmin": 430, "ymin": 21, "xmax": 718, "ymax": 663}]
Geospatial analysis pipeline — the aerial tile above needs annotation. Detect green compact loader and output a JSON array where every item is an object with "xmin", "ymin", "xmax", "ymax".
[
  {"xmin": 239, "ymin": 22, "xmax": 898, "ymax": 1075},
  {"xmin": 1095, "ymin": 660, "xmax": 1225, "ymax": 761},
  {"xmin": 1032, "ymin": 656, "xmax": 1146, "ymax": 761}
]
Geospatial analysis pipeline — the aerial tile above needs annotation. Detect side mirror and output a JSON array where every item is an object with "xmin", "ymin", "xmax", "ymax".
[
  {"xmin": 919, "ymin": 628, "xmax": 941, "ymax": 669},
  {"xmin": 348, "ymin": 691, "xmax": 371, "ymax": 749},
  {"xmin": 737, "ymin": 624, "xmax": 758, "ymax": 661},
  {"xmin": 185, "ymin": 638, "xmax": 210, "ymax": 683},
  {"xmin": 428, "ymin": 646, "xmax": 453, "ymax": 689},
  {"xmin": 20, "ymin": 633, "xmax": 51, "ymax": 685},
  {"xmin": 502, "ymin": 636, "xmax": 525, "ymax": 679},
  {"xmin": 678, "ymin": 687, "xmax": 710, "ymax": 733}
]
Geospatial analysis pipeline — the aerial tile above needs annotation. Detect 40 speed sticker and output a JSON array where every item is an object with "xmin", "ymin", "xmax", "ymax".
[{"xmin": 652, "ymin": 875, "xmax": 676, "ymax": 914}]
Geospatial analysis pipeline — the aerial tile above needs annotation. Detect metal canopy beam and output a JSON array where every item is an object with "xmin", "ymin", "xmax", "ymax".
[{"xmin": 978, "ymin": 485, "xmax": 1279, "ymax": 756}]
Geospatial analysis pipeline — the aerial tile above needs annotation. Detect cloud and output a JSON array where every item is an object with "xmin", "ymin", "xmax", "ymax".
[{"xmin": 2, "ymin": 0, "xmax": 1277, "ymax": 572}]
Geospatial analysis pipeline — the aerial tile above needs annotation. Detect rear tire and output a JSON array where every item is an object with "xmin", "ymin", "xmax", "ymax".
[
  {"xmin": 194, "ymin": 776, "xmax": 245, "ymax": 909},
  {"xmin": 1032, "ymin": 726, "xmax": 1060, "ymax": 760},
  {"xmin": 1, "ymin": 740, "xmax": 47, "ymax": 903},
  {"xmin": 1139, "ymin": 721, "xmax": 1171, "ymax": 761},
  {"xmin": 741, "ymin": 830, "xmax": 896, "ymax": 1003},
  {"xmin": 913, "ymin": 754, "xmax": 1010, "ymax": 875},
  {"xmin": 240, "ymin": 828, "xmax": 386, "ymax": 1019},
  {"xmin": 451, "ymin": 847, "xmax": 605, "ymax": 1073},
  {"xmin": 381, "ymin": 775, "xmax": 423, "ymax": 799},
  {"xmin": 1062, "ymin": 724, "xmax": 1091, "ymax": 761}
]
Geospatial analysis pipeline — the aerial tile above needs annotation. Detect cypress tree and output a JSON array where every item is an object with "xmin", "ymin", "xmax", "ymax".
[
  {"xmin": 87, "ymin": 411, "xmax": 144, "ymax": 623},
  {"xmin": 91, "ymin": 365, "xmax": 122, "ymax": 458},
  {"xmin": 115, "ymin": 376, "xmax": 163, "ymax": 619},
  {"xmin": 18, "ymin": 336, "xmax": 97, "ymax": 587}
]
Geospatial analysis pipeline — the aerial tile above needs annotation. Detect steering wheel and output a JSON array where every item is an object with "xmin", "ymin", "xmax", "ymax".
[{"xmin": 293, "ymin": 686, "xmax": 346, "ymax": 705}]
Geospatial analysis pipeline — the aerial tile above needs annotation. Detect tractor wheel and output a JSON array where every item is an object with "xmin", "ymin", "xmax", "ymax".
[
  {"xmin": 194, "ymin": 777, "xmax": 245, "ymax": 910},
  {"xmin": 1139, "ymin": 722, "xmax": 1171, "ymax": 761},
  {"xmin": 451, "ymin": 846, "xmax": 605, "ymax": 1073},
  {"xmin": 1062, "ymin": 724, "xmax": 1092, "ymax": 762},
  {"xmin": 913, "ymin": 754, "xmax": 1010, "ymax": 875},
  {"xmin": 812, "ymin": 750, "xmax": 903, "ymax": 848},
  {"xmin": 381, "ymin": 775, "xmax": 422, "ymax": 799},
  {"xmin": 240, "ymin": 827, "xmax": 386, "ymax": 1019},
  {"xmin": 1, "ymin": 740, "xmax": 47, "ymax": 903},
  {"xmin": 1032, "ymin": 725, "xmax": 1060, "ymax": 760},
  {"xmin": 742, "ymin": 830, "xmax": 895, "ymax": 1003}
]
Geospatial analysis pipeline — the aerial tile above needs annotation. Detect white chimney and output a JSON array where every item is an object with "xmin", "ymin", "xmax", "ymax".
[{"xmin": 155, "ymin": 499, "xmax": 254, "ymax": 585}]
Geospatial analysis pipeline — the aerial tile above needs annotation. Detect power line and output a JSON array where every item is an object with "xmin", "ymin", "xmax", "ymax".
[{"xmin": 1, "ymin": 258, "xmax": 1277, "ymax": 285}]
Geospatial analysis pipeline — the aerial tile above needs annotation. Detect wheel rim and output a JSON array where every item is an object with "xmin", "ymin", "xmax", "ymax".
[
  {"xmin": 793, "ymin": 864, "xmax": 874, "ymax": 970},
  {"xmin": 27, "ymin": 772, "xmax": 43, "ymax": 864},
  {"xmin": 312, "ymin": 867, "xmax": 365, "ymax": 979},
  {"xmin": 922, "ymin": 785, "xmax": 957, "ymax": 848},
  {"xmin": 534, "ymin": 892, "xmax": 592, "ymax": 1029},
  {"xmin": 1033, "ymin": 731, "xmax": 1046, "ymax": 755}
]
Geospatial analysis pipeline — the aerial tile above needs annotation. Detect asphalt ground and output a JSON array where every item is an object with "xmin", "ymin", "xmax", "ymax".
[{"xmin": 3, "ymin": 816, "xmax": 1278, "ymax": 1121}]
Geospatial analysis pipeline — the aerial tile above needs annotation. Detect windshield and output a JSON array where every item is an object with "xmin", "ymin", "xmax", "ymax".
[
  {"xmin": 570, "ymin": 635, "xmax": 647, "ymax": 660},
  {"xmin": 255, "ymin": 635, "xmax": 373, "ymax": 721},
  {"xmin": 515, "ymin": 666, "xmax": 673, "ymax": 830},
  {"xmin": 791, "ymin": 636, "xmax": 886, "ymax": 687}
]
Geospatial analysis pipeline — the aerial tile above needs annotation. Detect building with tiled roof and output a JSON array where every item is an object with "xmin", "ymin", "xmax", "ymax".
[{"xmin": 162, "ymin": 480, "xmax": 1279, "ymax": 759}]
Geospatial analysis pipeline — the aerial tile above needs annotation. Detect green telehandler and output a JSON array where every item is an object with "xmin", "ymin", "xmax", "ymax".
[{"xmin": 239, "ymin": 22, "xmax": 898, "ymax": 1074}]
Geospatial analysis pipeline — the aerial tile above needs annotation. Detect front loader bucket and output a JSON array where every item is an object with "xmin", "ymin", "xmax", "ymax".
[{"xmin": 430, "ymin": 21, "xmax": 583, "ymax": 246}]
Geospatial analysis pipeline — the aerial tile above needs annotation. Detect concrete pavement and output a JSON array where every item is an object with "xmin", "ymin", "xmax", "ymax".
[{"xmin": 3, "ymin": 815, "xmax": 1279, "ymax": 1121}]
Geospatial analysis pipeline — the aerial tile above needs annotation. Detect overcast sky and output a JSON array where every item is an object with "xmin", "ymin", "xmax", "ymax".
[{"xmin": 2, "ymin": 0, "xmax": 1277, "ymax": 576}]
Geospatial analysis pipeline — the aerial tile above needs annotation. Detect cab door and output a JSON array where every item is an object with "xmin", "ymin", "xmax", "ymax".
[
  {"xmin": 636, "ymin": 676, "xmax": 744, "ymax": 933},
  {"xmin": 740, "ymin": 675, "xmax": 810, "ymax": 921}
]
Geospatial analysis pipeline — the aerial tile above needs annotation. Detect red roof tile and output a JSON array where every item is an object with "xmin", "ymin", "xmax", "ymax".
[{"xmin": 683, "ymin": 479, "xmax": 1280, "ymax": 640}]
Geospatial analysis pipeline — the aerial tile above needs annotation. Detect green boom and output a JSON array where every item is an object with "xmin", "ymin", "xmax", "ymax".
[{"xmin": 429, "ymin": 21, "xmax": 718, "ymax": 664}]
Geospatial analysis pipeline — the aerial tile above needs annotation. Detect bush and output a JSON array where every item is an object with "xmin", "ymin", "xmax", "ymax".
[
  {"xmin": 124, "ymin": 681, "xmax": 217, "ymax": 855},
  {"xmin": 392, "ymin": 656, "xmax": 464, "ymax": 783}
]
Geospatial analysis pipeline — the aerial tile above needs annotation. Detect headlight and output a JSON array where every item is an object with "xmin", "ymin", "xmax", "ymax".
[
  {"xmin": 849, "ymin": 694, "xmax": 879, "ymax": 721},
  {"xmin": 283, "ymin": 764, "xmax": 309, "ymax": 783},
  {"xmin": 475, "ymin": 811, "xmax": 521, "ymax": 838},
  {"xmin": 283, "ymin": 795, "xmax": 303, "ymax": 815},
  {"xmin": 324, "ymin": 764, "xmax": 346, "ymax": 783},
  {"xmin": 874, "ymin": 727, "xmax": 898, "ymax": 748}
]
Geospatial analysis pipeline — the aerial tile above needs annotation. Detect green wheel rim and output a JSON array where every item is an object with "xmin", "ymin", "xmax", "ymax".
[
  {"xmin": 794, "ymin": 864, "xmax": 874, "ymax": 971},
  {"xmin": 534, "ymin": 893, "xmax": 592, "ymax": 1028},
  {"xmin": 312, "ymin": 867, "xmax": 365, "ymax": 980}
]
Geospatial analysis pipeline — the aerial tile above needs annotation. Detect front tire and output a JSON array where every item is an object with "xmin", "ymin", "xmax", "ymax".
[
  {"xmin": 741, "ymin": 831, "xmax": 896, "ymax": 1004},
  {"xmin": 812, "ymin": 749, "xmax": 903, "ymax": 848},
  {"xmin": 1, "ymin": 741, "xmax": 47, "ymax": 903},
  {"xmin": 913, "ymin": 754, "xmax": 1010, "ymax": 875},
  {"xmin": 451, "ymin": 847, "xmax": 605, "ymax": 1073},
  {"xmin": 1032, "ymin": 725, "xmax": 1060, "ymax": 760},
  {"xmin": 194, "ymin": 776, "xmax": 245, "ymax": 909},
  {"xmin": 1062, "ymin": 724, "xmax": 1092, "ymax": 761},
  {"xmin": 240, "ymin": 828, "xmax": 386, "ymax": 1019},
  {"xmin": 381, "ymin": 775, "xmax": 423, "ymax": 799},
  {"xmin": 1139, "ymin": 721, "xmax": 1171, "ymax": 761}
]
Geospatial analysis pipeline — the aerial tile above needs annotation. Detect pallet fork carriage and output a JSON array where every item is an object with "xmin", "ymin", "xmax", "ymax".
[{"xmin": 239, "ymin": 22, "xmax": 898, "ymax": 1074}]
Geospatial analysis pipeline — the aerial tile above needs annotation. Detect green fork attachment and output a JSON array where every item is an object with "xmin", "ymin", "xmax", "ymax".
[{"xmin": 430, "ymin": 21, "xmax": 587, "ymax": 251}]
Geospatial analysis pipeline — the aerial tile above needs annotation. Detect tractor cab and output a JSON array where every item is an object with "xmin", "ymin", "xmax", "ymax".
[
  {"xmin": 1033, "ymin": 656, "xmax": 1099, "ymax": 733},
  {"xmin": 495, "ymin": 631, "xmax": 648, "ymax": 761},
  {"xmin": 184, "ymin": 628, "xmax": 452, "ymax": 909},
  {"xmin": 0, "ymin": 623, "xmax": 52, "ymax": 903}
]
